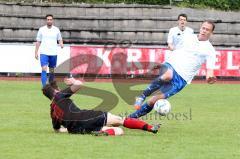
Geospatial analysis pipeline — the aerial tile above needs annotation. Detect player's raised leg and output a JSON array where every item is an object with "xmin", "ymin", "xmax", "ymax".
[
  {"xmin": 134, "ymin": 79, "xmax": 161, "ymax": 110},
  {"xmin": 134, "ymin": 64, "xmax": 173, "ymax": 109},
  {"xmin": 130, "ymin": 66, "xmax": 187, "ymax": 118}
]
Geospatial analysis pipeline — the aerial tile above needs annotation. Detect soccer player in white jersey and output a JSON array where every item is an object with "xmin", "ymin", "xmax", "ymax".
[
  {"xmin": 129, "ymin": 20, "xmax": 217, "ymax": 118},
  {"xmin": 167, "ymin": 14, "xmax": 194, "ymax": 51},
  {"xmin": 35, "ymin": 14, "xmax": 64, "ymax": 87}
]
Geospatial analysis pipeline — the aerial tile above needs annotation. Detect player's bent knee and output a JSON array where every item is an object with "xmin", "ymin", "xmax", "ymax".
[
  {"xmin": 160, "ymin": 69, "xmax": 173, "ymax": 81},
  {"xmin": 42, "ymin": 66, "xmax": 48, "ymax": 71},
  {"xmin": 106, "ymin": 113, "xmax": 124, "ymax": 126}
]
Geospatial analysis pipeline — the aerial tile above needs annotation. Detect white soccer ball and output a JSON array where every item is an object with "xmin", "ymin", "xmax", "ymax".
[{"xmin": 154, "ymin": 99, "xmax": 171, "ymax": 116}]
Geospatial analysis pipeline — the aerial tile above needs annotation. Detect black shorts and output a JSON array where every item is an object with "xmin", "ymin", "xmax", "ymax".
[{"xmin": 67, "ymin": 110, "xmax": 108, "ymax": 134}]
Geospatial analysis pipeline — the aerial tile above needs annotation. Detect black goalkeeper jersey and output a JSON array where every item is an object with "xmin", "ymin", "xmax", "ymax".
[{"xmin": 50, "ymin": 87, "xmax": 107, "ymax": 134}]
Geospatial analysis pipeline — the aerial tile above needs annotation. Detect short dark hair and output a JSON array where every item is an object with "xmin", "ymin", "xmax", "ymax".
[
  {"xmin": 203, "ymin": 20, "xmax": 215, "ymax": 32},
  {"xmin": 42, "ymin": 81, "xmax": 59, "ymax": 100},
  {"xmin": 178, "ymin": 13, "xmax": 188, "ymax": 20},
  {"xmin": 45, "ymin": 14, "xmax": 53, "ymax": 19}
]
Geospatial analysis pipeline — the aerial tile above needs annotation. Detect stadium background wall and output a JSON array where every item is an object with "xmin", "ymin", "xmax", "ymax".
[
  {"xmin": 0, "ymin": 2, "xmax": 239, "ymax": 78},
  {"xmin": 0, "ymin": 2, "xmax": 240, "ymax": 47}
]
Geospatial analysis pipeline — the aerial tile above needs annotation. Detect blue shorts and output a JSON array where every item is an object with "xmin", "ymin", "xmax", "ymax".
[
  {"xmin": 40, "ymin": 54, "xmax": 57, "ymax": 68},
  {"xmin": 157, "ymin": 62, "xmax": 187, "ymax": 99}
]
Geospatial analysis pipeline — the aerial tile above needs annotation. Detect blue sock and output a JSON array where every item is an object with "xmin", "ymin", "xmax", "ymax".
[
  {"xmin": 49, "ymin": 73, "xmax": 55, "ymax": 83},
  {"xmin": 41, "ymin": 70, "xmax": 47, "ymax": 87},
  {"xmin": 142, "ymin": 78, "xmax": 161, "ymax": 98},
  {"xmin": 129, "ymin": 102, "xmax": 153, "ymax": 118}
]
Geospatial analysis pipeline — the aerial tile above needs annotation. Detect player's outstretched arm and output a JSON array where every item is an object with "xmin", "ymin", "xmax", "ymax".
[
  {"xmin": 35, "ymin": 41, "xmax": 41, "ymax": 60},
  {"xmin": 206, "ymin": 69, "xmax": 217, "ymax": 84},
  {"xmin": 64, "ymin": 77, "xmax": 83, "ymax": 93}
]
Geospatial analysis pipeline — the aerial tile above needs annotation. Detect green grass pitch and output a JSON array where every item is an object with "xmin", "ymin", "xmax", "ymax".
[{"xmin": 0, "ymin": 80, "xmax": 240, "ymax": 159}]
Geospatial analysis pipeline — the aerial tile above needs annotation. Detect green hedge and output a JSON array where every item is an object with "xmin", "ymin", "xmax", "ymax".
[
  {"xmin": 177, "ymin": 0, "xmax": 240, "ymax": 11},
  {"xmin": 47, "ymin": 0, "xmax": 170, "ymax": 5}
]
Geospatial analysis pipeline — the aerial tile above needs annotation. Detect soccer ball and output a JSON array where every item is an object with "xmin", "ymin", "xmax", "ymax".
[{"xmin": 154, "ymin": 99, "xmax": 171, "ymax": 116}]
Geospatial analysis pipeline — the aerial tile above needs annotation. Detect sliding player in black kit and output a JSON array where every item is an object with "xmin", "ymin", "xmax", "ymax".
[{"xmin": 42, "ymin": 77, "xmax": 160, "ymax": 136}]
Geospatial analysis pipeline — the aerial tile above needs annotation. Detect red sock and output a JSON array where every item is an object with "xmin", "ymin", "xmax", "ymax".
[
  {"xmin": 103, "ymin": 129, "xmax": 115, "ymax": 136},
  {"xmin": 123, "ymin": 118, "xmax": 153, "ymax": 131}
]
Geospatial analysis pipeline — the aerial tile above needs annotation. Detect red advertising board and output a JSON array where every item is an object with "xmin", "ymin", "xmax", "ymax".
[{"xmin": 70, "ymin": 46, "xmax": 240, "ymax": 76}]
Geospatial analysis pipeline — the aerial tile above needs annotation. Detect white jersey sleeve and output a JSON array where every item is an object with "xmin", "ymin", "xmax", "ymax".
[
  {"xmin": 36, "ymin": 28, "xmax": 42, "ymax": 42},
  {"xmin": 206, "ymin": 46, "xmax": 217, "ymax": 69},
  {"xmin": 167, "ymin": 27, "xmax": 174, "ymax": 44},
  {"xmin": 56, "ymin": 28, "xmax": 62, "ymax": 41}
]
